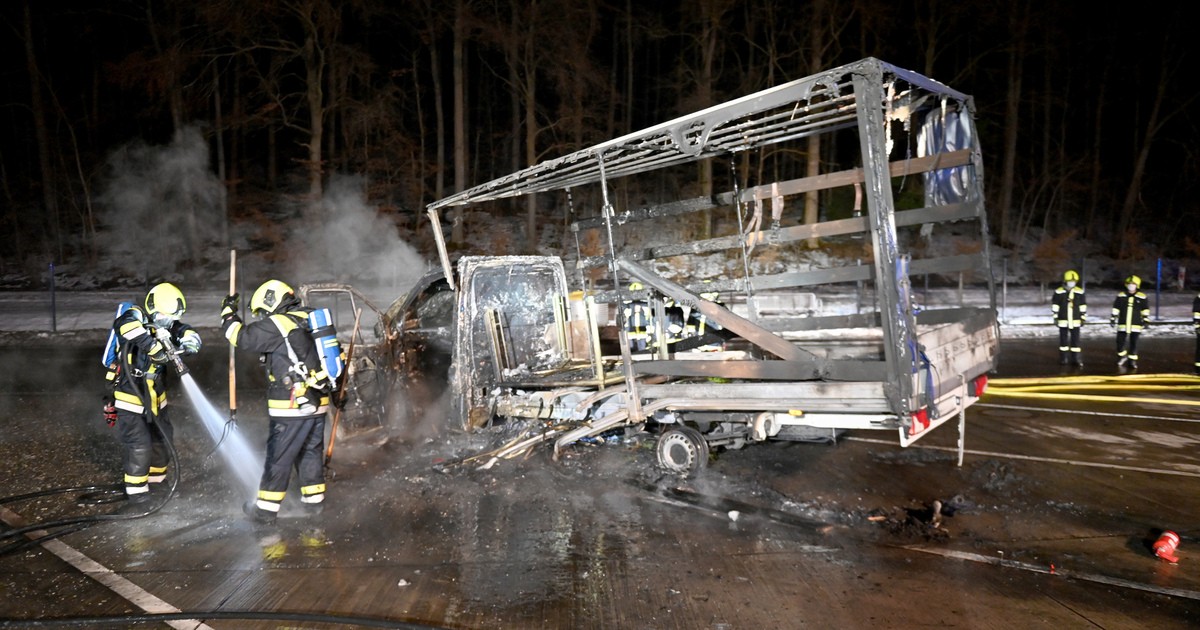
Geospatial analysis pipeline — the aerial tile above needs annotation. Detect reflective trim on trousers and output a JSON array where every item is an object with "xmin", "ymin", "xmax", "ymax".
[
  {"xmin": 148, "ymin": 465, "xmax": 167, "ymax": 483},
  {"xmin": 301, "ymin": 483, "xmax": 326, "ymax": 503}
]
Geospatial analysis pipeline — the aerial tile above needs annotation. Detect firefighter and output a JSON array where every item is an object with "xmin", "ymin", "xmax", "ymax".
[
  {"xmin": 1050, "ymin": 269, "xmax": 1086, "ymax": 367},
  {"xmin": 221, "ymin": 280, "xmax": 331, "ymax": 524},
  {"xmin": 105, "ymin": 283, "xmax": 201, "ymax": 502},
  {"xmin": 1192, "ymin": 290, "xmax": 1199, "ymax": 374},
  {"xmin": 1110, "ymin": 274, "xmax": 1149, "ymax": 369},
  {"xmin": 623, "ymin": 282, "xmax": 652, "ymax": 352}
]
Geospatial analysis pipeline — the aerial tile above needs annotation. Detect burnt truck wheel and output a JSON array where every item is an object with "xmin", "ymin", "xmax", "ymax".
[{"xmin": 656, "ymin": 426, "xmax": 708, "ymax": 475}]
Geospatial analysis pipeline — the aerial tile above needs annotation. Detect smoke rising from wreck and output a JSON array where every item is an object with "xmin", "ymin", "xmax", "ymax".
[
  {"xmin": 97, "ymin": 126, "xmax": 226, "ymax": 283},
  {"xmin": 97, "ymin": 126, "xmax": 429, "ymax": 303},
  {"xmin": 285, "ymin": 174, "xmax": 428, "ymax": 303}
]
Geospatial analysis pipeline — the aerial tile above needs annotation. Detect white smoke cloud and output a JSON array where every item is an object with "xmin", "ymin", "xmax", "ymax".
[
  {"xmin": 97, "ymin": 126, "xmax": 226, "ymax": 280},
  {"xmin": 285, "ymin": 174, "xmax": 429, "ymax": 302}
]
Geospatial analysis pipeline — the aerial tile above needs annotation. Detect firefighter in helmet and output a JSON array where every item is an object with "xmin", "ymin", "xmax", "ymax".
[
  {"xmin": 105, "ymin": 282, "xmax": 201, "ymax": 502},
  {"xmin": 221, "ymin": 280, "xmax": 330, "ymax": 524},
  {"xmin": 1050, "ymin": 269, "xmax": 1086, "ymax": 367},
  {"xmin": 1110, "ymin": 274, "xmax": 1150, "ymax": 369},
  {"xmin": 1192, "ymin": 289, "xmax": 1199, "ymax": 374},
  {"xmin": 623, "ymin": 282, "xmax": 652, "ymax": 352}
]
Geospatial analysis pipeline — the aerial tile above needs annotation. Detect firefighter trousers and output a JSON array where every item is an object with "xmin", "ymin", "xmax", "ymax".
[
  {"xmin": 1057, "ymin": 327, "xmax": 1081, "ymax": 353},
  {"xmin": 116, "ymin": 407, "xmax": 173, "ymax": 496},
  {"xmin": 257, "ymin": 414, "xmax": 326, "ymax": 512},
  {"xmin": 1115, "ymin": 330, "xmax": 1140, "ymax": 360}
]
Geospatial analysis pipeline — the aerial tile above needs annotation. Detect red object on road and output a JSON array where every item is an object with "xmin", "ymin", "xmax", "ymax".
[{"xmin": 1153, "ymin": 531, "xmax": 1180, "ymax": 563}]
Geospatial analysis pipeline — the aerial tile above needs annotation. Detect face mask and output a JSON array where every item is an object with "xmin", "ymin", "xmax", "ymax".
[
  {"xmin": 1126, "ymin": 284, "xmax": 1137, "ymax": 293},
  {"xmin": 1065, "ymin": 281, "xmax": 1076, "ymax": 289},
  {"xmin": 153, "ymin": 312, "xmax": 179, "ymax": 329}
]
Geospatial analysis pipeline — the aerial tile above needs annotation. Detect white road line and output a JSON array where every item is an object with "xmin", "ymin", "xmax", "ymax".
[
  {"xmin": 845, "ymin": 437, "xmax": 1200, "ymax": 478},
  {"xmin": 977, "ymin": 402, "xmax": 1200, "ymax": 423},
  {"xmin": 0, "ymin": 506, "xmax": 214, "ymax": 630},
  {"xmin": 905, "ymin": 545, "xmax": 1200, "ymax": 601}
]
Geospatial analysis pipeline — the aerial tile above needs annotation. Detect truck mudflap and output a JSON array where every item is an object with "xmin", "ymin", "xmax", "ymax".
[{"xmin": 901, "ymin": 373, "xmax": 989, "ymax": 447}]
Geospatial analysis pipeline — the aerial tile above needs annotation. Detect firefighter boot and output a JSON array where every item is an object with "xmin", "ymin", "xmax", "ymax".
[
  {"xmin": 244, "ymin": 500, "xmax": 277, "ymax": 525},
  {"xmin": 1059, "ymin": 351, "xmax": 1069, "ymax": 365},
  {"xmin": 1071, "ymin": 352, "xmax": 1083, "ymax": 368}
]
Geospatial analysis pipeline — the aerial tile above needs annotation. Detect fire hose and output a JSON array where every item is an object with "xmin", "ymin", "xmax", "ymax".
[{"xmin": 986, "ymin": 373, "xmax": 1200, "ymax": 407}]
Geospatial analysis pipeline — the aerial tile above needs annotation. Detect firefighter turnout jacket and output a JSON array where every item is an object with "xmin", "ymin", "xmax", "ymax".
[
  {"xmin": 222, "ymin": 309, "xmax": 331, "ymax": 417},
  {"xmin": 1193, "ymin": 292, "xmax": 1199, "ymax": 332},
  {"xmin": 1110, "ymin": 289, "xmax": 1150, "ymax": 332},
  {"xmin": 1051, "ymin": 284, "xmax": 1086, "ymax": 328},
  {"xmin": 107, "ymin": 306, "xmax": 200, "ymax": 417}
]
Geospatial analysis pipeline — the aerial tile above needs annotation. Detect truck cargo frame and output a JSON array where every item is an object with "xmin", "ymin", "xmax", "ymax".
[{"xmin": 421, "ymin": 57, "xmax": 999, "ymax": 473}]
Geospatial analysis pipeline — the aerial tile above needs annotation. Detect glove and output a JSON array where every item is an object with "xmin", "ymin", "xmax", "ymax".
[
  {"xmin": 148, "ymin": 343, "xmax": 170, "ymax": 364},
  {"xmin": 292, "ymin": 382, "xmax": 317, "ymax": 415},
  {"xmin": 103, "ymin": 398, "xmax": 117, "ymax": 427},
  {"xmin": 179, "ymin": 330, "xmax": 201, "ymax": 355},
  {"xmin": 221, "ymin": 293, "xmax": 240, "ymax": 320},
  {"xmin": 306, "ymin": 370, "xmax": 332, "ymax": 393}
]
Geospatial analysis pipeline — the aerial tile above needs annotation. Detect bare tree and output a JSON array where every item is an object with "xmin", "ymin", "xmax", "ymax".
[
  {"xmin": 451, "ymin": 0, "xmax": 469, "ymax": 244},
  {"xmin": 995, "ymin": 0, "xmax": 1029, "ymax": 247},
  {"xmin": 21, "ymin": 0, "xmax": 59, "ymax": 260},
  {"xmin": 1115, "ymin": 36, "xmax": 1196, "ymax": 259}
]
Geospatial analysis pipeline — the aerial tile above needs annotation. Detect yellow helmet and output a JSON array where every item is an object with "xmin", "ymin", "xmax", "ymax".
[
  {"xmin": 1124, "ymin": 275, "xmax": 1141, "ymax": 289},
  {"xmin": 250, "ymin": 279, "xmax": 296, "ymax": 317},
  {"xmin": 1063, "ymin": 270, "xmax": 1079, "ymax": 283},
  {"xmin": 629, "ymin": 282, "xmax": 644, "ymax": 291},
  {"xmin": 145, "ymin": 282, "xmax": 186, "ymax": 326}
]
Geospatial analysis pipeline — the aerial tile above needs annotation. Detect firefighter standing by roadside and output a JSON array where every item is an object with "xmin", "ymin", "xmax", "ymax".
[
  {"xmin": 221, "ymin": 280, "xmax": 330, "ymax": 524},
  {"xmin": 1051, "ymin": 270, "xmax": 1087, "ymax": 367},
  {"xmin": 105, "ymin": 283, "xmax": 201, "ymax": 502},
  {"xmin": 1192, "ymin": 290, "xmax": 1199, "ymax": 374},
  {"xmin": 1110, "ymin": 275, "xmax": 1150, "ymax": 369}
]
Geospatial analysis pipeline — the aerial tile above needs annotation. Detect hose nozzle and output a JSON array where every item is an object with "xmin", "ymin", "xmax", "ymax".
[{"xmin": 155, "ymin": 327, "xmax": 190, "ymax": 376}]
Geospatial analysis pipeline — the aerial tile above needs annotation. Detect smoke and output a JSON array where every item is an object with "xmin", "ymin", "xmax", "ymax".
[
  {"xmin": 97, "ymin": 126, "xmax": 226, "ymax": 280},
  {"xmin": 285, "ymin": 174, "xmax": 428, "ymax": 302}
]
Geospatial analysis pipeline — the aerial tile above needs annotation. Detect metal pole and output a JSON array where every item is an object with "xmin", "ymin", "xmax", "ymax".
[
  {"xmin": 1155, "ymin": 257, "xmax": 1162, "ymax": 320},
  {"xmin": 1001, "ymin": 256, "xmax": 1008, "ymax": 323},
  {"xmin": 855, "ymin": 259, "xmax": 863, "ymax": 315},
  {"xmin": 49, "ymin": 262, "xmax": 56, "ymax": 333}
]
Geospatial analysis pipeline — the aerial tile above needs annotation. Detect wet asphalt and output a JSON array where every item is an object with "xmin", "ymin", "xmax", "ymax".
[{"xmin": 0, "ymin": 335, "xmax": 1198, "ymax": 628}]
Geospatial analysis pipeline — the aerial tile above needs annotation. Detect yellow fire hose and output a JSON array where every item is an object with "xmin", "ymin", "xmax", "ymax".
[{"xmin": 986, "ymin": 373, "xmax": 1200, "ymax": 407}]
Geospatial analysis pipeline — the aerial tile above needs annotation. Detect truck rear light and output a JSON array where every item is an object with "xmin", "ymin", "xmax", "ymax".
[
  {"xmin": 972, "ymin": 375, "xmax": 988, "ymax": 397},
  {"xmin": 909, "ymin": 407, "xmax": 930, "ymax": 435}
]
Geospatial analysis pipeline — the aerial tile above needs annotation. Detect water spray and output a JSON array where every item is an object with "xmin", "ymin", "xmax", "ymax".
[{"xmin": 156, "ymin": 328, "xmax": 262, "ymax": 497}]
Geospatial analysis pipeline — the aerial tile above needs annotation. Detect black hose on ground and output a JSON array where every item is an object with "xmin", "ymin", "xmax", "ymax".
[
  {"xmin": 0, "ymin": 404, "xmax": 181, "ymax": 556},
  {"xmin": 0, "ymin": 610, "xmax": 447, "ymax": 629}
]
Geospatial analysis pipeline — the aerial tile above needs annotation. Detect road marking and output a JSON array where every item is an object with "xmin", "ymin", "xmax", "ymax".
[
  {"xmin": 0, "ymin": 506, "xmax": 213, "ymax": 630},
  {"xmin": 905, "ymin": 545, "xmax": 1200, "ymax": 601},
  {"xmin": 845, "ymin": 437, "xmax": 1200, "ymax": 478},
  {"xmin": 978, "ymin": 402, "xmax": 1200, "ymax": 423}
]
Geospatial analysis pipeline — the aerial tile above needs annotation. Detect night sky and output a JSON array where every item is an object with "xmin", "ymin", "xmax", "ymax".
[{"xmin": 1, "ymin": 1, "xmax": 1196, "ymax": 285}]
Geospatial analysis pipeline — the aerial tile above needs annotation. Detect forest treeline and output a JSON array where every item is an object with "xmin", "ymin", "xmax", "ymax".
[{"xmin": 1, "ymin": 0, "xmax": 1197, "ymax": 282}]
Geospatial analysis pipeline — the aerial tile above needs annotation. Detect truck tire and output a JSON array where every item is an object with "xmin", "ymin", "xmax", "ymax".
[{"xmin": 656, "ymin": 426, "xmax": 708, "ymax": 475}]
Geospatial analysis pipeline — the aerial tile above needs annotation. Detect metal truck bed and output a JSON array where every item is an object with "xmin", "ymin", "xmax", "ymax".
[{"xmin": 421, "ymin": 58, "xmax": 999, "ymax": 473}]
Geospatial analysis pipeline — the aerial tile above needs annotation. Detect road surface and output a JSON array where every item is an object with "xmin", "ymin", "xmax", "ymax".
[{"xmin": 0, "ymin": 320, "xmax": 1198, "ymax": 628}]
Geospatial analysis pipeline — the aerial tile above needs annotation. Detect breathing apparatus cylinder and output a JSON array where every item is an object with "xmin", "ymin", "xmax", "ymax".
[
  {"xmin": 101, "ymin": 302, "xmax": 137, "ymax": 368},
  {"xmin": 307, "ymin": 308, "xmax": 343, "ymax": 389}
]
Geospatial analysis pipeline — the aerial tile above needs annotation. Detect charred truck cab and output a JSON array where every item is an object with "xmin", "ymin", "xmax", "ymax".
[{"xmin": 421, "ymin": 58, "xmax": 999, "ymax": 475}]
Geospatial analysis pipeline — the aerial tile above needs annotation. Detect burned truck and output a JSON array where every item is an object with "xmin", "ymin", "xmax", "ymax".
[{"xmin": 394, "ymin": 58, "xmax": 999, "ymax": 474}]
